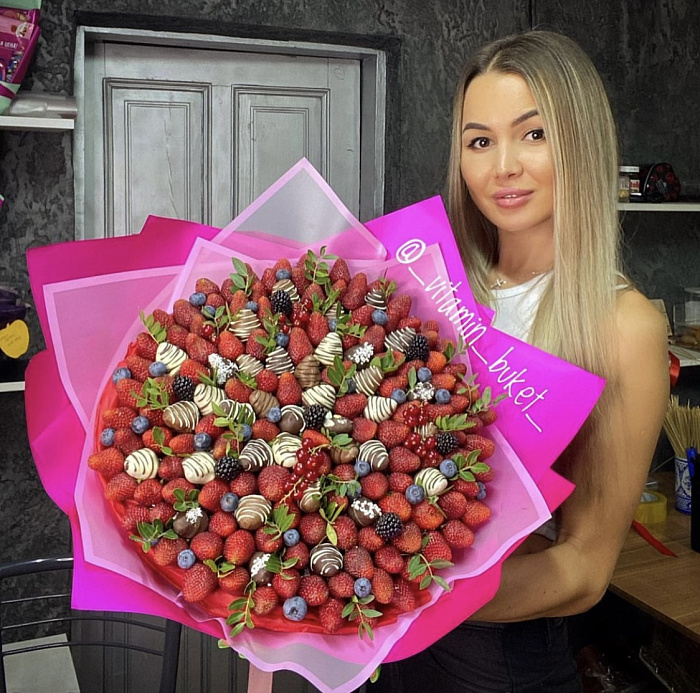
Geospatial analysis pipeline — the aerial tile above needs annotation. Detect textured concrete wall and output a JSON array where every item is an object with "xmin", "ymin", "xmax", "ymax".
[{"xmin": 1, "ymin": 0, "xmax": 698, "ymax": 572}]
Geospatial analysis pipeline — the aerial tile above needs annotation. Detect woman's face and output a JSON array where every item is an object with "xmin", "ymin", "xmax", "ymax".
[{"xmin": 460, "ymin": 71, "xmax": 554, "ymax": 238}]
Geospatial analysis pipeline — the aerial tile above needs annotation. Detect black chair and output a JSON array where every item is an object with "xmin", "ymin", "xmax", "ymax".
[{"xmin": 0, "ymin": 556, "xmax": 181, "ymax": 693}]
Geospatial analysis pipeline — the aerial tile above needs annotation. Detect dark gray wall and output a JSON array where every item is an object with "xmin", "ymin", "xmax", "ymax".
[{"xmin": 1, "ymin": 0, "xmax": 698, "ymax": 599}]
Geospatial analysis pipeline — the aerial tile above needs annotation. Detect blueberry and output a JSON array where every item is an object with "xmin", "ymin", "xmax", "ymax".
[
  {"xmin": 435, "ymin": 388, "xmax": 451, "ymax": 404},
  {"xmin": 275, "ymin": 332, "xmax": 290, "ymax": 348},
  {"xmin": 439, "ymin": 459, "xmax": 458, "ymax": 478},
  {"xmin": 100, "ymin": 428, "xmax": 115, "ymax": 446},
  {"xmin": 417, "ymin": 367, "xmax": 432, "ymax": 383},
  {"xmin": 240, "ymin": 424, "xmax": 252, "ymax": 441},
  {"xmin": 202, "ymin": 305, "xmax": 216, "ymax": 318},
  {"xmin": 354, "ymin": 459, "xmax": 371, "ymax": 477},
  {"xmin": 177, "ymin": 549, "xmax": 196, "ymax": 570},
  {"xmin": 131, "ymin": 416, "xmax": 150, "ymax": 435},
  {"xmin": 283, "ymin": 529, "xmax": 300, "ymax": 547},
  {"xmin": 372, "ymin": 309, "xmax": 388, "ymax": 326},
  {"xmin": 246, "ymin": 301, "xmax": 259, "ymax": 313},
  {"xmin": 346, "ymin": 379, "xmax": 357, "ymax": 394},
  {"xmin": 476, "ymin": 481, "xmax": 488, "ymax": 501},
  {"xmin": 267, "ymin": 407, "xmax": 282, "ymax": 423},
  {"xmin": 194, "ymin": 432, "xmax": 212, "ymax": 451},
  {"xmin": 149, "ymin": 361, "xmax": 168, "ymax": 377},
  {"xmin": 328, "ymin": 318, "xmax": 338, "ymax": 331},
  {"xmin": 354, "ymin": 577, "xmax": 372, "ymax": 598},
  {"xmin": 405, "ymin": 484, "xmax": 425, "ymax": 505},
  {"xmin": 189, "ymin": 292, "xmax": 206, "ymax": 307},
  {"xmin": 283, "ymin": 596, "xmax": 308, "ymax": 621},
  {"xmin": 276, "ymin": 269, "xmax": 292, "ymax": 281},
  {"xmin": 390, "ymin": 388, "xmax": 407, "ymax": 404},
  {"xmin": 111, "ymin": 367, "xmax": 131, "ymax": 384},
  {"xmin": 220, "ymin": 492, "xmax": 239, "ymax": 513}
]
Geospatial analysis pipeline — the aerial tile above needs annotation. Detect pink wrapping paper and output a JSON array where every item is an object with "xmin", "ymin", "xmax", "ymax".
[{"xmin": 26, "ymin": 160, "xmax": 602, "ymax": 692}]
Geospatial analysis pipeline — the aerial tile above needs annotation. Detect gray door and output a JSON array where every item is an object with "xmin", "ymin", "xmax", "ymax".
[{"xmin": 80, "ymin": 39, "xmax": 370, "ymax": 238}]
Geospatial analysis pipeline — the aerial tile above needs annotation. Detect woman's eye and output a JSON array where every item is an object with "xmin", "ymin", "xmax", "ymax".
[
  {"xmin": 526, "ymin": 128, "xmax": 546, "ymax": 141},
  {"xmin": 467, "ymin": 136, "xmax": 491, "ymax": 149}
]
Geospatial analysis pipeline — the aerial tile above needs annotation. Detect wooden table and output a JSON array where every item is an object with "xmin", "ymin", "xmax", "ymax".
[{"xmin": 609, "ymin": 472, "xmax": 700, "ymax": 644}]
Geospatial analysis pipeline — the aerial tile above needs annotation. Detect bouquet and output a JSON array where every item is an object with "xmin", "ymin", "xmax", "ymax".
[{"xmin": 26, "ymin": 160, "xmax": 604, "ymax": 692}]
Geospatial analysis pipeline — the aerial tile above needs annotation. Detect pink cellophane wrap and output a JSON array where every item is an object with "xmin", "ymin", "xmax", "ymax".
[{"xmin": 26, "ymin": 160, "xmax": 603, "ymax": 692}]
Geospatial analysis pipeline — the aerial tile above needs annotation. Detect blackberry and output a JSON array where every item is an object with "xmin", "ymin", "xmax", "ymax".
[
  {"xmin": 173, "ymin": 375, "xmax": 196, "ymax": 401},
  {"xmin": 375, "ymin": 512, "xmax": 403, "ymax": 541},
  {"xmin": 405, "ymin": 334, "xmax": 429, "ymax": 362},
  {"xmin": 435, "ymin": 432, "xmax": 458, "ymax": 456},
  {"xmin": 271, "ymin": 289, "xmax": 293, "ymax": 317},
  {"xmin": 215, "ymin": 455, "xmax": 242, "ymax": 482},
  {"xmin": 304, "ymin": 404, "xmax": 328, "ymax": 431}
]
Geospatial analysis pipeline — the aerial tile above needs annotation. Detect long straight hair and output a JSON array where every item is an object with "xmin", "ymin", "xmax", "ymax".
[{"xmin": 447, "ymin": 31, "xmax": 623, "ymax": 485}]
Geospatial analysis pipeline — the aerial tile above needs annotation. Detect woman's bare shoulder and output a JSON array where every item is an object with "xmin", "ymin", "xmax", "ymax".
[{"xmin": 615, "ymin": 289, "xmax": 667, "ymax": 351}]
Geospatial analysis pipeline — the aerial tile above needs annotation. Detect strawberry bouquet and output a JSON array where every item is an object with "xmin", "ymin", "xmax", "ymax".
[{"xmin": 26, "ymin": 160, "xmax": 605, "ymax": 692}]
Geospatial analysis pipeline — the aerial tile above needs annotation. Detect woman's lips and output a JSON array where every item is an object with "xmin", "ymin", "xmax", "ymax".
[{"xmin": 492, "ymin": 189, "xmax": 533, "ymax": 209}]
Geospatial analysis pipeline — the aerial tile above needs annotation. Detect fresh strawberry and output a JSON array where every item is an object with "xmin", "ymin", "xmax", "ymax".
[
  {"xmin": 169, "ymin": 434, "xmax": 195, "ymax": 455},
  {"xmin": 185, "ymin": 333, "xmax": 217, "ymax": 365},
  {"xmin": 431, "ymin": 373, "xmax": 457, "ymax": 392},
  {"xmin": 463, "ymin": 434, "xmax": 495, "ymax": 460},
  {"xmin": 230, "ymin": 471, "xmax": 258, "ymax": 496},
  {"xmin": 133, "ymin": 478, "xmax": 163, "ymax": 506},
  {"xmin": 341, "ymin": 272, "xmax": 368, "ymax": 310},
  {"xmin": 256, "ymin": 295, "xmax": 273, "ymax": 320},
  {"xmin": 362, "ymin": 325, "xmax": 386, "ymax": 353},
  {"xmin": 437, "ymin": 490, "xmax": 469, "ymax": 520},
  {"xmin": 290, "ymin": 266, "xmax": 309, "ymax": 296},
  {"xmin": 211, "ymin": 436, "xmax": 230, "ymax": 460},
  {"xmin": 360, "ymin": 472, "xmax": 389, "ymax": 501},
  {"xmin": 139, "ymin": 405, "xmax": 164, "ymax": 428},
  {"xmin": 444, "ymin": 361, "xmax": 468, "ymax": 378},
  {"xmin": 307, "ymin": 312, "xmax": 329, "ymax": 346},
  {"xmin": 272, "ymin": 569, "xmax": 301, "ymax": 600},
  {"xmin": 208, "ymin": 509, "xmax": 237, "ymax": 537},
  {"xmin": 301, "ymin": 429, "xmax": 330, "ymax": 448},
  {"xmin": 276, "ymin": 372, "xmax": 302, "ymax": 406},
  {"xmin": 449, "ymin": 394, "xmax": 471, "ymax": 413},
  {"xmin": 219, "ymin": 566, "xmax": 250, "ymax": 593},
  {"xmin": 333, "ymin": 464, "xmax": 356, "ymax": 481},
  {"xmin": 102, "ymin": 406, "xmax": 137, "ymax": 429},
  {"xmin": 135, "ymin": 332, "xmax": 158, "ymax": 360},
  {"xmin": 412, "ymin": 500, "xmax": 445, "ymax": 531},
  {"xmin": 371, "ymin": 568, "xmax": 395, "ymax": 604},
  {"xmin": 343, "ymin": 546, "xmax": 374, "ymax": 579},
  {"xmin": 352, "ymin": 417, "xmax": 377, "ymax": 444},
  {"xmin": 121, "ymin": 504, "xmax": 151, "ymax": 532},
  {"xmin": 255, "ymin": 369, "xmax": 279, "ymax": 393},
  {"xmin": 182, "ymin": 562, "xmax": 218, "ymax": 602},
  {"xmin": 252, "ymin": 419, "xmax": 280, "ymax": 442},
  {"xmin": 298, "ymin": 574, "xmax": 330, "ymax": 607},
  {"xmin": 333, "ymin": 393, "xmax": 367, "ymax": 419},
  {"xmin": 302, "ymin": 282, "xmax": 325, "ymax": 307},
  {"xmin": 391, "ymin": 522, "xmax": 423, "ymax": 554},
  {"xmin": 351, "ymin": 304, "xmax": 374, "ymax": 327},
  {"xmin": 378, "ymin": 420, "xmax": 410, "ymax": 448},
  {"xmin": 257, "ymin": 465, "xmax": 291, "ymax": 502},
  {"xmin": 194, "ymin": 414, "xmax": 222, "ymax": 440},
  {"xmin": 206, "ymin": 292, "xmax": 226, "ymax": 310},
  {"xmin": 328, "ymin": 571, "xmax": 355, "ymax": 599},
  {"xmin": 388, "ymin": 472, "xmax": 413, "ymax": 494},
  {"xmin": 224, "ymin": 377, "xmax": 253, "ymax": 403},
  {"xmin": 340, "ymin": 333, "xmax": 359, "ymax": 351},
  {"xmin": 244, "ymin": 328, "xmax": 268, "ymax": 361},
  {"xmin": 115, "ymin": 378, "xmax": 142, "ymax": 408},
  {"xmin": 149, "ymin": 502, "xmax": 176, "ymax": 526},
  {"xmin": 388, "ymin": 448, "xmax": 421, "ymax": 474},
  {"xmin": 424, "ymin": 403, "xmax": 454, "ymax": 420},
  {"xmin": 441, "ymin": 520, "xmax": 475, "ymax": 549},
  {"xmin": 190, "ymin": 531, "xmax": 224, "ymax": 561},
  {"xmin": 161, "ymin": 478, "xmax": 195, "ymax": 504},
  {"xmin": 223, "ymin": 529, "xmax": 256, "ymax": 565},
  {"xmin": 378, "ymin": 492, "xmax": 412, "ymax": 522},
  {"xmin": 329, "ymin": 258, "xmax": 351, "ymax": 284},
  {"xmin": 113, "ymin": 429, "xmax": 142, "ymax": 456},
  {"xmin": 158, "ymin": 455, "xmax": 184, "ymax": 481},
  {"xmin": 105, "ymin": 472, "xmax": 137, "ymax": 501},
  {"xmin": 172, "ymin": 299, "xmax": 200, "ymax": 328},
  {"xmin": 474, "ymin": 467, "xmax": 495, "ymax": 483},
  {"xmin": 152, "ymin": 536, "xmax": 188, "ymax": 567},
  {"xmin": 217, "ymin": 331, "xmax": 245, "ymax": 361},
  {"xmin": 392, "ymin": 577, "xmax": 417, "ymax": 612},
  {"xmin": 167, "ymin": 324, "xmax": 189, "ymax": 349},
  {"xmin": 387, "ymin": 294, "xmax": 412, "ymax": 320},
  {"xmin": 88, "ymin": 448, "xmax": 125, "ymax": 479},
  {"xmin": 299, "ymin": 513, "xmax": 326, "ymax": 546},
  {"xmin": 220, "ymin": 278, "xmax": 236, "ymax": 303},
  {"xmin": 284, "ymin": 541, "xmax": 310, "ymax": 570},
  {"xmin": 461, "ymin": 499, "xmax": 491, "ymax": 528},
  {"xmin": 422, "ymin": 531, "xmax": 453, "ymax": 563},
  {"xmin": 477, "ymin": 408, "xmax": 498, "ymax": 426},
  {"xmin": 318, "ymin": 597, "xmax": 344, "ymax": 633},
  {"xmin": 398, "ymin": 316, "xmax": 422, "ymax": 331},
  {"xmin": 198, "ymin": 479, "xmax": 229, "ymax": 512},
  {"xmin": 195, "ymin": 277, "xmax": 220, "ymax": 294},
  {"xmin": 179, "ymin": 358, "xmax": 210, "ymax": 383},
  {"xmin": 288, "ymin": 327, "xmax": 314, "ymax": 365},
  {"xmin": 254, "ymin": 526, "xmax": 283, "ymax": 553},
  {"xmin": 261, "ymin": 267, "xmax": 277, "ymax": 293},
  {"xmin": 373, "ymin": 545, "xmax": 405, "ymax": 574},
  {"xmin": 422, "ymin": 329, "xmax": 439, "ymax": 349},
  {"xmin": 358, "ymin": 526, "xmax": 386, "ymax": 553},
  {"xmin": 330, "ymin": 278, "xmax": 348, "ymax": 304},
  {"xmin": 333, "ymin": 516, "xmax": 358, "ymax": 551}
]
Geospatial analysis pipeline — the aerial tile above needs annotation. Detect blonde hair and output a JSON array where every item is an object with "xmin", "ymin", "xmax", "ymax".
[{"xmin": 447, "ymin": 31, "xmax": 623, "ymax": 485}]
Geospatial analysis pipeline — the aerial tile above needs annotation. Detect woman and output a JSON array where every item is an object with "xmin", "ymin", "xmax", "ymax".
[{"xmin": 374, "ymin": 30, "xmax": 669, "ymax": 692}]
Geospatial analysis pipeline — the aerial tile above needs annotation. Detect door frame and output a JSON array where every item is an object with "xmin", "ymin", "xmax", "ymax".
[{"xmin": 73, "ymin": 25, "xmax": 387, "ymax": 240}]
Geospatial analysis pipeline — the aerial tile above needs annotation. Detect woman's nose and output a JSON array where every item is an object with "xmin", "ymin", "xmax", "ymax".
[{"xmin": 495, "ymin": 143, "xmax": 523, "ymax": 178}]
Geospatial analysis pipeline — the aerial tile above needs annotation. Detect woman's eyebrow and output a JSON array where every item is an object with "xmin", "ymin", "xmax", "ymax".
[{"xmin": 462, "ymin": 108, "xmax": 540, "ymax": 133}]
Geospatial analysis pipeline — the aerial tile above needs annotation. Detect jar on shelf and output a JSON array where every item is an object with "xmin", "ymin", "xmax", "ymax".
[{"xmin": 619, "ymin": 165, "xmax": 641, "ymax": 202}]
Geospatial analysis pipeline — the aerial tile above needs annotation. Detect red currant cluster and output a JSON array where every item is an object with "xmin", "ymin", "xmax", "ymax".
[
  {"xmin": 290, "ymin": 297, "xmax": 313, "ymax": 327},
  {"xmin": 403, "ymin": 403, "xmax": 441, "ymax": 466},
  {"xmin": 283, "ymin": 438, "xmax": 332, "ymax": 501},
  {"xmin": 201, "ymin": 323, "xmax": 216, "ymax": 340}
]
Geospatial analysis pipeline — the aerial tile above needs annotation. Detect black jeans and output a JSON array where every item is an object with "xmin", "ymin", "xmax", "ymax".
[{"xmin": 372, "ymin": 618, "xmax": 581, "ymax": 692}]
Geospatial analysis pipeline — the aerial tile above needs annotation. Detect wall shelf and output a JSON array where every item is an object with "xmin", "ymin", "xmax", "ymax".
[
  {"xmin": 0, "ymin": 115, "xmax": 74, "ymax": 131},
  {"xmin": 0, "ymin": 359, "xmax": 28, "ymax": 393},
  {"xmin": 619, "ymin": 202, "xmax": 700, "ymax": 212}
]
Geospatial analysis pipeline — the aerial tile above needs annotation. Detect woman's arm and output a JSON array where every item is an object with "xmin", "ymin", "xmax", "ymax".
[{"xmin": 471, "ymin": 290, "xmax": 669, "ymax": 622}]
